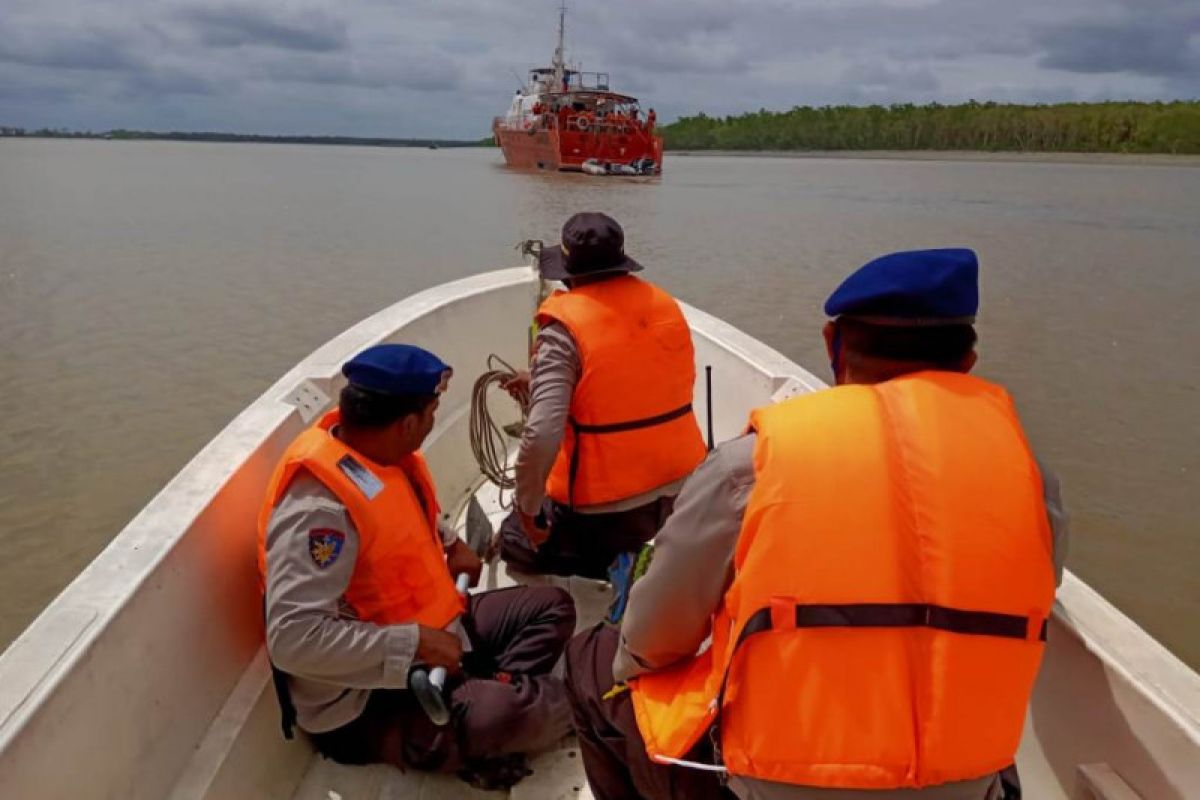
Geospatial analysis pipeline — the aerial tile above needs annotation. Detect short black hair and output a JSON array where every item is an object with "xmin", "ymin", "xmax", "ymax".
[
  {"xmin": 838, "ymin": 317, "xmax": 977, "ymax": 368},
  {"xmin": 338, "ymin": 384, "xmax": 437, "ymax": 430}
]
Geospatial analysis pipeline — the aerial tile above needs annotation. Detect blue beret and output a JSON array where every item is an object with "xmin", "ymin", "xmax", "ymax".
[
  {"xmin": 825, "ymin": 249, "xmax": 979, "ymax": 325},
  {"xmin": 342, "ymin": 344, "xmax": 452, "ymax": 395}
]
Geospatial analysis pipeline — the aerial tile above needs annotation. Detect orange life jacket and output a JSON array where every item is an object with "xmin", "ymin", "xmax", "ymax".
[
  {"xmin": 536, "ymin": 274, "xmax": 707, "ymax": 507},
  {"xmin": 256, "ymin": 409, "xmax": 463, "ymax": 628},
  {"xmin": 631, "ymin": 372, "xmax": 1055, "ymax": 789}
]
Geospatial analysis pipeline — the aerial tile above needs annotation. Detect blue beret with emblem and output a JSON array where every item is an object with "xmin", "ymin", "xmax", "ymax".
[
  {"xmin": 825, "ymin": 248, "xmax": 979, "ymax": 326},
  {"xmin": 342, "ymin": 344, "xmax": 452, "ymax": 395}
]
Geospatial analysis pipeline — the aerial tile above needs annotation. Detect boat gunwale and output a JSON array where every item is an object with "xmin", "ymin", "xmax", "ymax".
[{"xmin": 1052, "ymin": 574, "xmax": 1200, "ymax": 742}]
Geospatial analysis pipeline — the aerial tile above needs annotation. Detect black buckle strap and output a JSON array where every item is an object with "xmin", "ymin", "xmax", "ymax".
[
  {"xmin": 572, "ymin": 402, "xmax": 694, "ymax": 434},
  {"xmin": 736, "ymin": 602, "xmax": 1048, "ymax": 647},
  {"xmin": 704, "ymin": 602, "xmax": 1045, "ymax": 773},
  {"xmin": 566, "ymin": 402, "xmax": 693, "ymax": 507}
]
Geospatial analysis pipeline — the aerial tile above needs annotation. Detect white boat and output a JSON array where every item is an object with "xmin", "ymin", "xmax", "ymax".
[
  {"xmin": 0, "ymin": 264, "xmax": 1197, "ymax": 799},
  {"xmin": 581, "ymin": 158, "xmax": 655, "ymax": 176}
]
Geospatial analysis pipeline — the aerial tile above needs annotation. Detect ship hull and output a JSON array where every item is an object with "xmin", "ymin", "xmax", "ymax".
[
  {"xmin": 494, "ymin": 125, "xmax": 563, "ymax": 170},
  {"xmin": 494, "ymin": 121, "xmax": 663, "ymax": 173}
]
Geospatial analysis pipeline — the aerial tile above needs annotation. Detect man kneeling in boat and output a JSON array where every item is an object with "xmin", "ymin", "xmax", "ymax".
[
  {"xmin": 258, "ymin": 344, "xmax": 575, "ymax": 787},
  {"xmin": 565, "ymin": 249, "xmax": 1068, "ymax": 800},
  {"xmin": 498, "ymin": 212, "xmax": 707, "ymax": 586}
]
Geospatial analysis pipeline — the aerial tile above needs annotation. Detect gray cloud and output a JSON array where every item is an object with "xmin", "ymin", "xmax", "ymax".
[
  {"xmin": 0, "ymin": 27, "xmax": 142, "ymax": 71},
  {"xmin": 887, "ymin": 33, "xmax": 1036, "ymax": 62},
  {"xmin": 0, "ymin": 0, "xmax": 1195, "ymax": 138},
  {"xmin": 604, "ymin": 36, "xmax": 751, "ymax": 76},
  {"xmin": 121, "ymin": 66, "xmax": 217, "ymax": 97},
  {"xmin": 255, "ymin": 51, "xmax": 462, "ymax": 92},
  {"xmin": 0, "ymin": 72, "xmax": 76, "ymax": 105},
  {"xmin": 1036, "ymin": 21, "xmax": 1199, "ymax": 77},
  {"xmin": 844, "ymin": 61, "xmax": 940, "ymax": 94},
  {"xmin": 179, "ymin": 4, "xmax": 348, "ymax": 52}
]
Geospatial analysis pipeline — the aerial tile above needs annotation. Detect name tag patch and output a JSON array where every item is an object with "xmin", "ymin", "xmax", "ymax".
[
  {"xmin": 309, "ymin": 529, "xmax": 346, "ymax": 569},
  {"xmin": 338, "ymin": 455, "xmax": 383, "ymax": 500}
]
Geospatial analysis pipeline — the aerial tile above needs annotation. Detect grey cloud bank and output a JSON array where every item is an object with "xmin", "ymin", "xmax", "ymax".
[
  {"xmin": 179, "ymin": 5, "xmax": 350, "ymax": 52},
  {"xmin": 1, "ymin": 0, "xmax": 1196, "ymax": 138}
]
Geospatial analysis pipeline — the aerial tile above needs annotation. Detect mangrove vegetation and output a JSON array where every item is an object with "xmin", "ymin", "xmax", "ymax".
[{"xmin": 660, "ymin": 101, "xmax": 1200, "ymax": 154}]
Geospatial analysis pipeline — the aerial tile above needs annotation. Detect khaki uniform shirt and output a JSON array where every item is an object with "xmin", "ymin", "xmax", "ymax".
[
  {"xmin": 514, "ymin": 321, "xmax": 686, "ymax": 515},
  {"xmin": 615, "ymin": 433, "xmax": 1069, "ymax": 800},
  {"xmin": 263, "ymin": 472, "xmax": 462, "ymax": 733}
]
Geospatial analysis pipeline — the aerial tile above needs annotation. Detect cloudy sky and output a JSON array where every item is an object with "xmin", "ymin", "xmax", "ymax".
[{"xmin": 1, "ymin": 0, "xmax": 1197, "ymax": 138}]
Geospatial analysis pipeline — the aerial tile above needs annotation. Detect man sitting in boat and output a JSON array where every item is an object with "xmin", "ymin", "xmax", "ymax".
[
  {"xmin": 498, "ymin": 212, "xmax": 707, "ymax": 585},
  {"xmin": 258, "ymin": 344, "xmax": 575, "ymax": 787},
  {"xmin": 565, "ymin": 249, "xmax": 1068, "ymax": 800}
]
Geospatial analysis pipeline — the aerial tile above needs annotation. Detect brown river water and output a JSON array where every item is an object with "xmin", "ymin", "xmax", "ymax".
[{"xmin": 0, "ymin": 139, "xmax": 1197, "ymax": 667}]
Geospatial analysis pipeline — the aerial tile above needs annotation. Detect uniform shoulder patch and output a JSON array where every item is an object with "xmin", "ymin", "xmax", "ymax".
[
  {"xmin": 337, "ymin": 455, "xmax": 383, "ymax": 500},
  {"xmin": 308, "ymin": 528, "xmax": 346, "ymax": 569}
]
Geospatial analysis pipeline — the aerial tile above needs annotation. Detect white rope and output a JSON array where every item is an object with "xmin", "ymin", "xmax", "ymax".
[
  {"xmin": 651, "ymin": 755, "xmax": 728, "ymax": 773},
  {"xmin": 468, "ymin": 354, "xmax": 529, "ymax": 509}
]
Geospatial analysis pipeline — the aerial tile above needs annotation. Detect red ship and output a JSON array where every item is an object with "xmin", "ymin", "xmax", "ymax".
[{"xmin": 492, "ymin": 4, "xmax": 663, "ymax": 175}]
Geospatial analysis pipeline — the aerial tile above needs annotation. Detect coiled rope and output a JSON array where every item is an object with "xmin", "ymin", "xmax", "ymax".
[{"xmin": 469, "ymin": 354, "xmax": 529, "ymax": 508}]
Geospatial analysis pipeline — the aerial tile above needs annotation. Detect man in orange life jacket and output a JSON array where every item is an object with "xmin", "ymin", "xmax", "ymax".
[
  {"xmin": 259, "ymin": 344, "xmax": 575, "ymax": 788},
  {"xmin": 565, "ymin": 249, "xmax": 1068, "ymax": 800},
  {"xmin": 498, "ymin": 212, "xmax": 707, "ymax": 581}
]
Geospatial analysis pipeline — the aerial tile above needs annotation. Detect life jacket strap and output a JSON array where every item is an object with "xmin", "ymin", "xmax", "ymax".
[
  {"xmin": 567, "ymin": 403, "xmax": 693, "ymax": 507},
  {"xmin": 700, "ymin": 602, "xmax": 1046, "ymax": 773},
  {"xmin": 736, "ymin": 602, "xmax": 1049, "ymax": 647},
  {"xmin": 572, "ymin": 402, "xmax": 694, "ymax": 434}
]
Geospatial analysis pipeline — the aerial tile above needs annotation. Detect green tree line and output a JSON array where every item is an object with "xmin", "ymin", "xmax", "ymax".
[{"xmin": 661, "ymin": 101, "xmax": 1200, "ymax": 154}]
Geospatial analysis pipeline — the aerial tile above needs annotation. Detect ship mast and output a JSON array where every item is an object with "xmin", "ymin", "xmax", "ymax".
[{"xmin": 552, "ymin": 1, "xmax": 567, "ymax": 89}]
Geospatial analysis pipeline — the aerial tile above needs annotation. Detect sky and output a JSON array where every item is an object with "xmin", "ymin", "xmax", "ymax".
[{"xmin": 1, "ymin": 0, "xmax": 1197, "ymax": 139}]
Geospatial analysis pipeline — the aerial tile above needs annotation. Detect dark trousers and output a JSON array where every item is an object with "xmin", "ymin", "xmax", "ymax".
[
  {"xmin": 565, "ymin": 623, "xmax": 730, "ymax": 800},
  {"xmin": 500, "ymin": 496, "xmax": 675, "ymax": 580},
  {"xmin": 312, "ymin": 585, "xmax": 576, "ymax": 773}
]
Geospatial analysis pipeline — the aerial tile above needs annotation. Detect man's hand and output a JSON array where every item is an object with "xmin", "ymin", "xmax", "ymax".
[
  {"xmin": 416, "ymin": 625, "xmax": 464, "ymax": 674},
  {"xmin": 520, "ymin": 511, "xmax": 550, "ymax": 549},
  {"xmin": 499, "ymin": 370, "xmax": 531, "ymax": 402},
  {"xmin": 445, "ymin": 538, "xmax": 483, "ymax": 588}
]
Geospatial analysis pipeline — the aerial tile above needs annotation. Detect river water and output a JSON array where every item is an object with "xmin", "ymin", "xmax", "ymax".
[{"xmin": 1, "ymin": 139, "xmax": 1197, "ymax": 667}]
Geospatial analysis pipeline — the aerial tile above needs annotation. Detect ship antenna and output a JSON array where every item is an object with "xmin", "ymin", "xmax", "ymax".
[{"xmin": 553, "ymin": 1, "xmax": 567, "ymax": 87}]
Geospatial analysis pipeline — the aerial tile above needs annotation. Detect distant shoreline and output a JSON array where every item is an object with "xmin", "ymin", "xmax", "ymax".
[
  {"xmin": 8, "ymin": 134, "xmax": 1200, "ymax": 166},
  {"xmin": 668, "ymin": 149, "xmax": 1200, "ymax": 167},
  {"xmin": 0, "ymin": 131, "xmax": 486, "ymax": 149}
]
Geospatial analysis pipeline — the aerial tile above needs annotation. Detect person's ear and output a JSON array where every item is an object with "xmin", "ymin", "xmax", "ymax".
[
  {"xmin": 959, "ymin": 349, "xmax": 978, "ymax": 374},
  {"xmin": 394, "ymin": 413, "xmax": 417, "ymax": 444},
  {"xmin": 822, "ymin": 321, "xmax": 843, "ymax": 382},
  {"xmin": 822, "ymin": 321, "xmax": 837, "ymax": 361}
]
